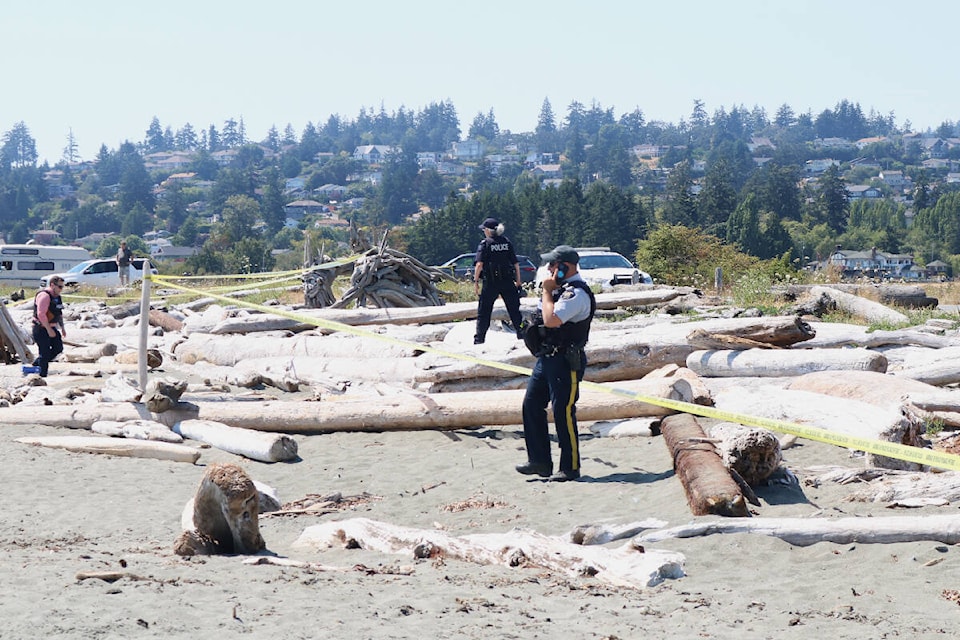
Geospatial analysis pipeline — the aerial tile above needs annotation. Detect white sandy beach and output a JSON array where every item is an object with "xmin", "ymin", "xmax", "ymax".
[{"xmin": 2, "ymin": 401, "xmax": 958, "ymax": 639}]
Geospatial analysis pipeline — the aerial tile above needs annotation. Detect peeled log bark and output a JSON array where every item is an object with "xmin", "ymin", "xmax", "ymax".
[{"xmin": 659, "ymin": 413, "xmax": 749, "ymax": 517}]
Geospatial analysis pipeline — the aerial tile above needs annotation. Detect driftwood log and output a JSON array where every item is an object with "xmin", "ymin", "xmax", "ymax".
[
  {"xmin": 15, "ymin": 435, "xmax": 200, "ymax": 463},
  {"xmin": 292, "ymin": 517, "xmax": 686, "ymax": 590},
  {"xmin": 636, "ymin": 514, "xmax": 960, "ymax": 547},
  {"xmin": 659, "ymin": 413, "xmax": 750, "ymax": 517},
  {"xmin": 173, "ymin": 419, "xmax": 299, "ymax": 462},
  {"xmin": 0, "ymin": 376, "xmax": 701, "ymax": 433},
  {"xmin": 686, "ymin": 347, "xmax": 888, "ymax": 378},
  {"xmin": 710, "ymin": 385, "xmax": 924, "ymax": 470},
  {"xmin": 802, "ymin": 285, "xmax": 910, "ymax": 325}
]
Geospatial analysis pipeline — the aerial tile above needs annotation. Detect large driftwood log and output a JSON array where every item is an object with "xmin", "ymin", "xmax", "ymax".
[
  {"xmin": 788, "ymin": 370, "xmax": 960, "ymax": 430},
  {"xmin": 805, "ymin": 285, "xmax": 910, "ymax": 325},
  {"xmin": 686, "ymin": 347, "xmax": 888, "ymax": 378},
  {"xmin": 660, "ymin": 413, "xmax": 750, "ymax": 517},
  {"xmin": 15, "ymin": 435, "xmax": 200, "ymax": 463},
  {"xmin": 801, "ymin": 322, "xmax": 959, "ymax": 349},
  {"xmin": 61, "ymin": 342, "xmax": 119, "ymax": 363},
  {"xmin": 173, "ymin": 419, "xmax": 298, "ymax": 462},
  {"xmin": 293, "ymin": 517, "xmax": 685, "ymax": 590},
  {"xmin": 710, "ymin": 386, "xmax": 923, "ymax": 470},
  {"xmin": 636, "ymin": 514, "xmax": 960, "ymax": 547},
  {"xmin": 0, "ymin": 377, "xmax": 700, "ymax": 433}
]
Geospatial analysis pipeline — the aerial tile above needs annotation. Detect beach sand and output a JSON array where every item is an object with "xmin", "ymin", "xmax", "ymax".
[{"xmin": 1, "ymin": 403, "xmax": 958, "ymax": 640}]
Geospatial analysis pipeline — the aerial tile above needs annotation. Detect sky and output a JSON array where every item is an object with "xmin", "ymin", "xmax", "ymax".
[{"xmin": 4, "ymin": 0, "xmax": 958, "ymax": 165}]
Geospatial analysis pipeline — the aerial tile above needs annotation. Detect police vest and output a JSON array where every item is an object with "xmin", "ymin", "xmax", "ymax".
[
  {"xmin": 479, "ymin": 236, "xmax": 516, "ymax": 281},
  {"xmin": 521, "ymin": 280, "xmax": 596, "ymax": 356}
]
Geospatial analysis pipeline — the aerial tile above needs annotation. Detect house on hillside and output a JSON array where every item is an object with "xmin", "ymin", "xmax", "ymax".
[
  {"xmin": 846, "ymin": 185, "xmax": 882, "ymax": 200},
  {"xmin": 450, "ymin": 139, "xmax": 485, "ymax": 161},
  {"xmin": 284, "ymin": 200, "xmax": 328, "ymax": 220},
  {"xmin": 878, "ymin": 170, "xmax": 906, "ymax": 189},
  {"xmin": 353, "ymin": 145, "xmax": 397, "ymax": 164},
  {"xmin": 827, "ymin": 247, "xmax": 915, "ymax": 279}
]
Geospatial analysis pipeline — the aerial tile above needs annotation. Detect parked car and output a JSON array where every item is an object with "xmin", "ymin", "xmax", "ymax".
[
  {"xmin": 435, "ymin": 253, "xmax": 538, "ymax": 283},
  {"xmin": 40, "ymin": 257, "xmax": 158, "ymax": 289},
  {"xmin": 535, "ymin": 247, "xmax": 652, "ymax": 290}
]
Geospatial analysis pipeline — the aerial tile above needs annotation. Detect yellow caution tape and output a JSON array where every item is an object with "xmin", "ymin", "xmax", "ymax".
[{"xmin": 145, "ymin": 273, "xmax": 960, "ymax": 472}]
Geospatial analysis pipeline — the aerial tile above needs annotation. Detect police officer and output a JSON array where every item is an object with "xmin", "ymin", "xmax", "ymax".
[
  {"xmin": 473, "ymin": 217, "xmax": 524, "ymax": 345},
  {"xmin": 31, "ymin": 276, "xmax": 67, "ymax": 377},
  {"xmin": 516, "ymin": 245, "xmax": 596, "ymax": 482}
]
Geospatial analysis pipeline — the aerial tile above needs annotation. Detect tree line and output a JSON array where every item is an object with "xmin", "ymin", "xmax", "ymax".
[{"xmin": 3, "ymin": 95, "xmax": 960, "ymax": 279}]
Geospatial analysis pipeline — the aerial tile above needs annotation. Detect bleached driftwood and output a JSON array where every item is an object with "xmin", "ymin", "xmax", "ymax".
[
  {"xmin": 568, "ymin": 519, "xmax": 668, "ymax": 545},
  {"xmin": 60, "ymin": 342, "xmax": 119, "ymax": 363},
  {"xmin": 711, "ymin": 386, "xmax": 923, "ymax": 470},
  {"xmin": 173, "ymin": 419, "xmax": 298, "ymax": 462},
  {"xmin": 180, "ymin": 290, "xmax": 688, "ymax": 334},
  {"xmin": 0, "ymin": 376, "xmax": 698, "ymax": 432},
  {"xmin": 589, "ymin": 417, "xmax": 659, "ymax": 438},
  {"xmin": 805, "ymin": 285, "xmax": 910, "ymax": 325},
  {"xmin": 800, "ymin": 322, "xmax": 959, "ymax": 349},
  {"xmin": 686, "ymin": 347, "xmax": 887, "ymax": 378},
  {"xmin": 15, "ymin": 435, "xmax": 200, "ymax": 463},
  {"xmin": 293, "ymin": 517, "xmax": 685, "ymax": 590},
  {"xmin": 91, "ymin": 419, "xmax": 183, "ymax": 443},
  {"xmin": 788, "ymin": 370, "xmax": 960, "ymax": 429},
  {"xmin": 98, "ymin": 371, "xmax": 143, "ymax": 403},
  {"xmin": 417, "ymin": 315, "xmax": 822, "ymax": 391},
  {"xmin": 804, "ymin": 466, "xmax": 960, "ymax": 504},
  {"xmin": 636, "ymin": 514, "xmax": 960, "ymax": 547},
  {"xmin": 660, "ymin": 413, "xmax": 750, "ymax": 517}
]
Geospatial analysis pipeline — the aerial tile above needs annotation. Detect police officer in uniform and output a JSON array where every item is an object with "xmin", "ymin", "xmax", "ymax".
[
  {"xmin": 473, "ymin": 217, "xmax": 523, "ymax": 345},
  {"xmin": 516, "ymin": 245, "xmax": 596, "ymax": 482},
  {"xmin": 31, "ymin": 276, "xmax": 67, "ymax": 377}
]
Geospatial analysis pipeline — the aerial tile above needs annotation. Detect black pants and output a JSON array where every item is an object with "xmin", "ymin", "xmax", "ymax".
[
  {"xmin": 32, "ymin": 323, "xmax": 63, "ymax": 377},
  {"xmin": 521, "ymin": 351, "xmax": 586, "ymax": 475},
  {"xmin": 475, "ymin": 279, "xmax": 523, "ymax": 342}
]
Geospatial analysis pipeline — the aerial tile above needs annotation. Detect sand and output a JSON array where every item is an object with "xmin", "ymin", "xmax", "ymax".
[{"xmin": 2, "ymin": 401, "xmax": 958, "ymax": 640}]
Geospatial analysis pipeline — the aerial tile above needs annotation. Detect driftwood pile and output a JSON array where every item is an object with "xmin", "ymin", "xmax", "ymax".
[
  {"xmin": 331, "ymin": 245, "xmax": 449, "ymax": 309},
  {"xmin": 303, "ymin": 240, "xmax": 451, "ymax": 310},
  {"xmin": 8, "ymin": 281, "xmax": 960, "ymax": 571}
]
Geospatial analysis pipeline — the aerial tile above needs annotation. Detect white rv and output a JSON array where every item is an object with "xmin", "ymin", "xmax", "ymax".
[{"xmin": 0, "ymin": 244, "xmax": 93, "ymax": 288}]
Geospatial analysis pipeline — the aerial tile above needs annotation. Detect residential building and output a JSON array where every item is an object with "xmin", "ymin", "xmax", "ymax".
[{"xmin": 827, "ymin": 247, "xmax": 916, "ymax": 279}]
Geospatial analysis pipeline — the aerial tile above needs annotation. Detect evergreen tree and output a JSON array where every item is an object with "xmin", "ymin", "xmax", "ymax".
[
  {"xmin": 660, "ymin": 160, "xmax": 698, "ymax": 226},
  {"xmin": 726, "ymin": 192, "xmax": 762, "ymax": 255},
  {"xmin": 535, "ymin": 98, "xmax": 557, "ymax": 152},
  {"xmin": 817, "ymin": 164, "xmax": 849, "ymax": 233}
]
